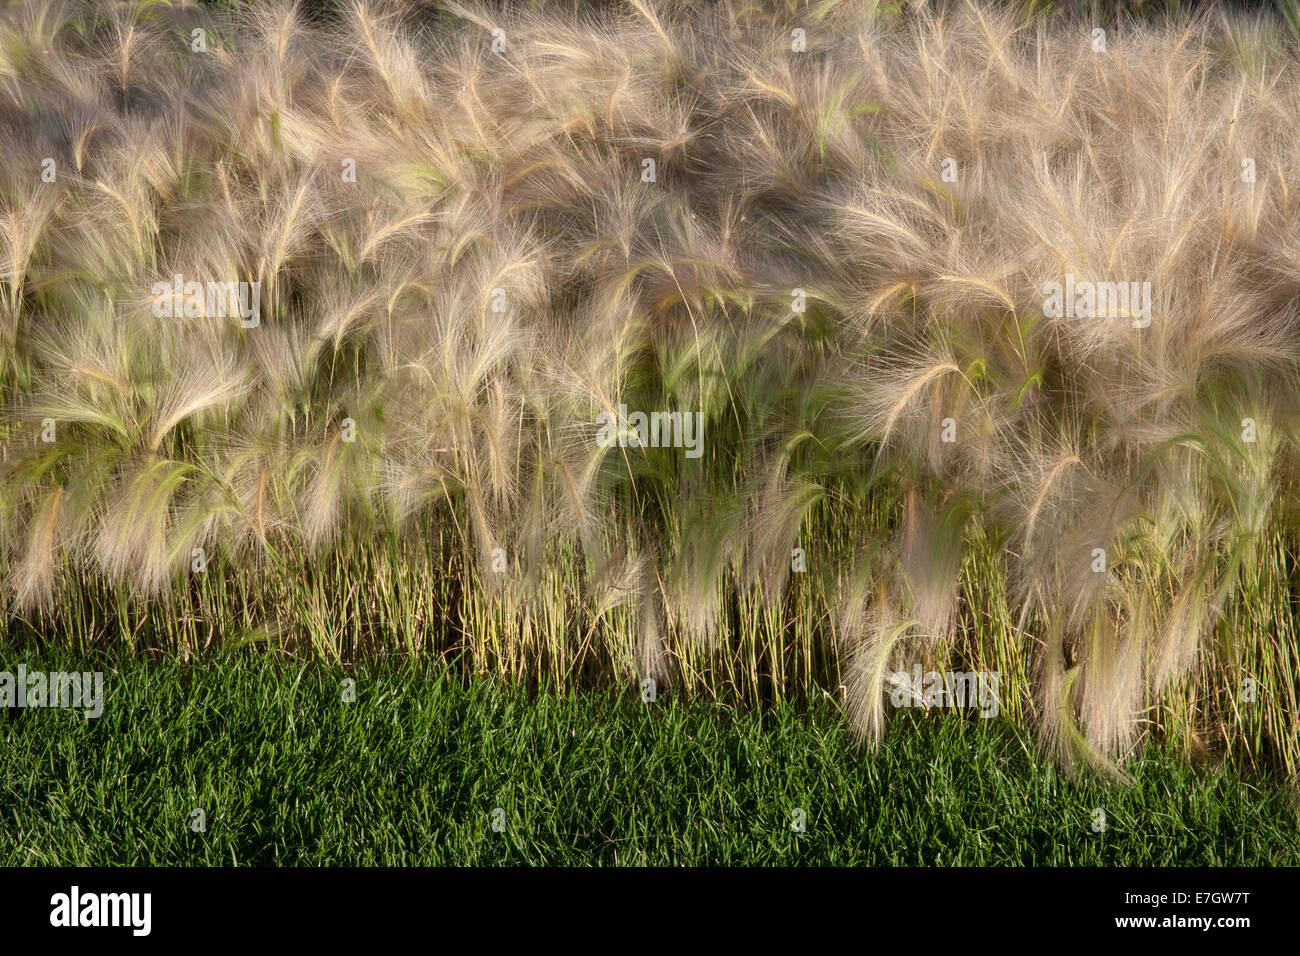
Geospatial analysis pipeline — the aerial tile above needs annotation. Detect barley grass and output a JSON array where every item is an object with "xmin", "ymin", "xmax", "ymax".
[{"xmin": 3, "ymin": 0, "xmax": 1300, "ymax": 777}]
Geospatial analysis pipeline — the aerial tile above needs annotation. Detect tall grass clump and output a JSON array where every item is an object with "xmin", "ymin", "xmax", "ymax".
[{"xmin": 3, "ymin": 0, "xmax": 1300, "ymax": 777}]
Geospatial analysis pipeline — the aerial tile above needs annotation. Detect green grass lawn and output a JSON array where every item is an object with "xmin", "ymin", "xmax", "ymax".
[{"xmin": 1, "ymin": 654, "xmax": 1296, "ymax": 866}]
